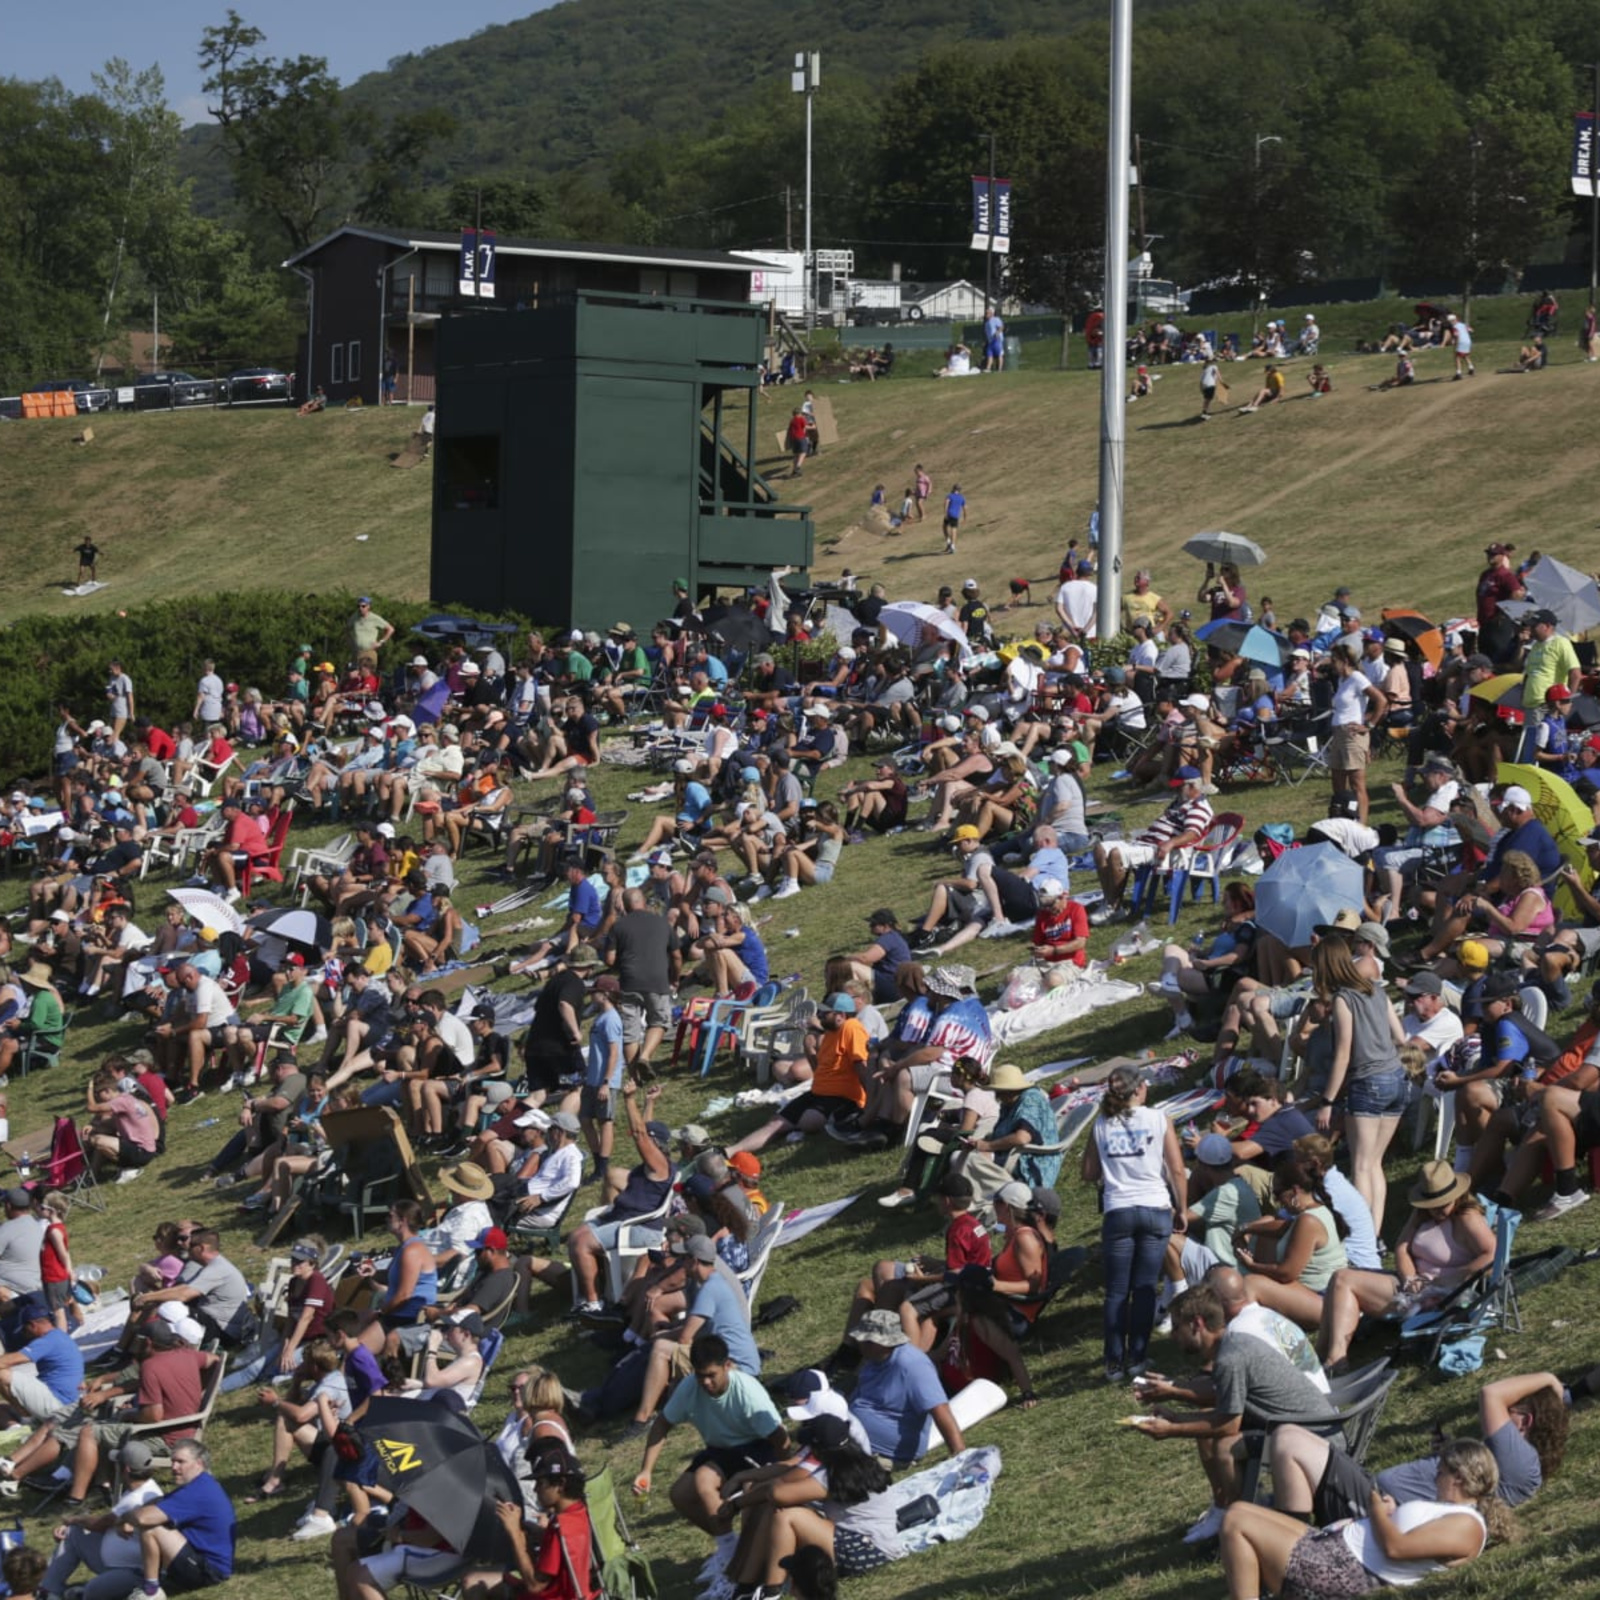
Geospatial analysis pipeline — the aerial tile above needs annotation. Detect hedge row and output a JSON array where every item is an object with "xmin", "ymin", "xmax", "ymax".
[{"xmin": 0, "ymin": 592, "xmax": 527, "ymax": 782}]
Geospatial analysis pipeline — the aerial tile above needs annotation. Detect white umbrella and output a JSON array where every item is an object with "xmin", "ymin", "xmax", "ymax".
[
  {"xmin": 166, "ymin": 886, "xmax": 245, "ymax": 936},
  {"xmin": 1182, "ymin": 531, "xmax": 1267, "ymax": 567},
  {"xmin": 878, "ymin": 601, "xmax": 977, "ymax": 661},
  {"xmin": 1525, "ymin": 555, "xmax": 1600, "ymax": 637}
]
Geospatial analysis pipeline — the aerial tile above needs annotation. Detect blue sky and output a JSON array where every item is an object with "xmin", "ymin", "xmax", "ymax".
[{"xmin": 8, "ymin": 0, "xmax": 559, "ymax": 123}]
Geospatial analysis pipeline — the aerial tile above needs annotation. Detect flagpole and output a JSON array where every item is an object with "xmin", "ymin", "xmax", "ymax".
[{"xmin": 1096, "ymin": 0, "xmax": 1132, "ymax": 639}]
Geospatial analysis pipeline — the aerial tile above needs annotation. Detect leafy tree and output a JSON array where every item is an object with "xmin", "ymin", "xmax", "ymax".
[{"xmin": 418, "ymin": 176, "xmax": 552, "ymax": 238}]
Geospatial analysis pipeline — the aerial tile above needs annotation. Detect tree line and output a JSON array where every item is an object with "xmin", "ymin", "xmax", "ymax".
[{"xmin": 2, "ymin": 0, "xmax": 1595, "ymax": 393}]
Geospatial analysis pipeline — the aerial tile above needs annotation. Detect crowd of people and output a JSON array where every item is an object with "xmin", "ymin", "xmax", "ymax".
[{"xmin": 0, "ymin": 538, "xmax": 1597, "ymax": 1600}]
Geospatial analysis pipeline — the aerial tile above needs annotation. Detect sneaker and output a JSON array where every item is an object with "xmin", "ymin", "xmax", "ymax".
[
  {"xmin": 219, "ymin": 1075, "xmax": 245, "ymax": 1095},
  {"xmin": 307, "ymin": 1026, "xmax": 328, "ymax": 1044},
  {"xmin": 1183, "ymin": 1504, "xmax": 1226, "ymax": 1544},
  {"xmin": 752, "ymin": 886, "xmax": 773, "ymax": 901},
  {"xmin": 878, "ymin": 1190, "xmax": 917, "ymax": 1209},
  {"xmin": 1164, "ymin": 1014, "xmax": 1194, "ymax": 1040},
  {"xmin": 1534, "ymin": 1189, "xmax": 1591, "ymax": 1222},
  {"xmin": 1089, "ymin": 906, "xmax": 1116, "ymax": 926},
  {"xmin": 116, "ymin": 1169, "xmax": 143, "ymax": 1185},
  {"xmin": 771, "ymin": 880, "xmax": 802, "ymax": 900},
  {"xmin": 1154, "ymin": 1312, "xmax": 1173, "ymax": 1336},
  {"xmin": 290, "ymin": 1511, "xmax": 338, "ymax": 1541},
  {"xmin": 0, "ymin": 1458, "xmax": 14, "ymax": 1479},
  {"xmin": 0, "ymin": 1481, "xmax": 17, "ymax": 1499},
  {"xmin": 214, "ymin": 1172, "xmax": 240, "ymax": 1189},
  {"xmin": 223, "ymin": 888, "xmax": 241, "ymax": 905},
  {"xmin": 570, "ymin": 1301, "xmax": 604, "ymax": 1319},
  {"xmin": 615, "ymin": 1418, "xmax": 651, "ymax": 1443},
  {"xmin": 1104, "ymin": 1365, "xmax": 1126, "ymax": 1384}
]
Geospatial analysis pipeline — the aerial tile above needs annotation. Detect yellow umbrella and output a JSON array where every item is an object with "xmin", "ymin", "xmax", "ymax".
[
  {"xmin": 1498, "ymin": 761, "xmax": 1595, "ymax": 915},
  {"xmin": 1467, "ymin": 673, "xmax": 1524, "ymax": 712}
]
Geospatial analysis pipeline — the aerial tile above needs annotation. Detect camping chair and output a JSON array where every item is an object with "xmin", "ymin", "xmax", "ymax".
[
  {"xmin": 693, "ymin": 980, "xmax": 781, "ymax": 1076},
  {"xmin": 1236, "ymin": 1358, "xmax": 1397, "ymax": 1505},
  {"xmin": 289, "ymin": 832, "xmax": 356, "ymax": 904},
  {"xmin": 17, "ymin": 1007, "xmax": 74, "ymax": 1078},
  {"xmin": 585, "ymin": 1466, "xmax": 655, "ymax": 1600},
  {"xmin": 581, "ymin": 1193, "xmax": 676, "ymax": 1308},
  {"xmin": 238, "ymin": 803, "xmax": 296, "ymax": 896},
  {"xmin": 737, "ymin": 1206, "xmax": 785, "ymax": 1304},
  {"xmin": 508, "ymin": 1182, "xmax": 582, "ymax": 1256},
  {"xmin": 1011, "ymin": 1244, "xmax": 1091, "ymax": 1335},
  {"xmin": 1263, "ymin": 709, "xmax": 1333, "ymax": 786},
  {"xmin": 1397, "ymin": 1202, "xmax": 1523, "ymax": 1366},
  {"xmin": 10, "ymin": 1116, "xmax": 106, "ymax": 1214},
  {"xmin": 140, "ymin": 811, "xmax": 225, "ymax": 880},
  {"xmin": 109, "ymin": 1354, "xmax": 230, "ymax": 1496},
  {"xmin": 739, "ymin": 989, "xmax": 814, "ymax": 1085},
  {"xmin": 1130, "ymin": 813, "xmax": 1245, "ymax": 925}
]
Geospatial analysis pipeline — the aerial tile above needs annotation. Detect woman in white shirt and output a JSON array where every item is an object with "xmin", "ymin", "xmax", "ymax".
[
  {"xmin": 1328, "ymin": 644, "xmax": 1388, "ymax": 825},
  {"xmin": 1220, "ymin": 1438, "xmax": 1510, "ymax": 1599},
  {"xmin": 1081, "ymin": 1066, "xmax": 1186, "ymax": 1381}
]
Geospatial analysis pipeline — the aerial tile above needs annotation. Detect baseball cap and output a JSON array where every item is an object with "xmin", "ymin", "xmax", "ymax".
[
  {"xmin": 1457, "ymin": 939, "xmax": 1490, "ymax": 971},
  {"xmin": 14, "ymin": 1296, "xmax": 49, "ymax": 1323},
  {"xmin": 1030, "ymin": 1186, "xmax": 1062, "ymax": 1220},
  {"xmin": 284, "ymin": 952, "xmax": 306, "ymax": 967},
  {"xmin": 1531, "ymin": 608, "xmax": 1560, "ymax": 628},
  {"xmin": 728, "ymin": 1151, "xmax": 761, "ymax": 1179},
  {"xmin": 450, "ymin": 1310, "xmax": 488, "ymax": 1339},
  {"xmin": 1481, "ymin": 970, "xmax": 1522, "ymax": 1000},
  {"xmin": 513, "ymin": 1109, "xmax": 552, "ymax": 1130},
  {"xmin": 4, "ymin": 1190, "xmax": 31, "ymax": 1211},
  {"xmin": 549, "ymin": 1111, "xmax": 582, "ymax": 1134},
  {"xmin": 963, "ymin": 578, "xmax": 979, "ymax": 590},
  {"xmin": 645, "ymin": 1120, "xmax": 671, "ymax": 1148},
  {"xmin": 996, "ymin": 1180, "xmax": 1034, "ymax": 1211},
  {"xmin": 953, "ymin": 824, "xmax": 982, "ymax": 841},
  {"xmin": 1181, "ymin": 694, "xmax": 1209, "ymax": 710},
  {"xmin": 1196, "ymin": 1133, "xmax": 1234, "ymax": 1166},
  {"xmin": 290, "ymin": 1241, "xmax": 322, "ymax": 1262},
  {"xmin": 964, "ymin": 705, "xmax": 990, "ymax": 722},
  {"xmin": 1175, "ymin": 764, "xmax": 1203, "ymax": 782},
  {"xmin": 1403, "ymin": 971, "xmax": 1444, "ymax": 997},
  {"xmin": 1548, "ymin": 684, "xmax": 1573, "ymax": 701},
  {"xmin": 786, "ymin": 1369, "xmax": 851, "ymax": 1423},
  {"xmin": 1033, "ymin": 875, "xmax": 1064, "ymax": 899},
  {"xmin": 469, "ymin": 1226, "xmax": 510, "ymax": 1252},
  {"xmin": 484, "ymin": 1081, "xmax": 516, "ymax": 1106},
  {"xmin": 118, "ymin": 1439, "xmax": 157, "ymax": 1474},
  {"xmin": 673, "ymin": 1124, "xmax": 711, "ymax": 1148},
  {"xmin": 1498, "ymin": 786, "xmax": 1533, "ymax": 811},
  {"xmin": 821, "ymin": 992, "xmax": 857, "ymax": 1015},
  {"xmin": 647, "ymin": 848, "xmax": 675, "ymax": 868},
  {"xmin": 672, "ymin": 1234, "xmax": 717, "ymax": 1264}
]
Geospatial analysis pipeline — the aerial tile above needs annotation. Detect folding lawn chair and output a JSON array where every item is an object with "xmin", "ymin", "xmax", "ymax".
[
  {"xmin": 585, "ymin": 1466, "xmax": 656, "ymax": 1599},
  {"xmin": 1397, "ymin": 1202, "xmax": 1525, "ymax": 1366}
]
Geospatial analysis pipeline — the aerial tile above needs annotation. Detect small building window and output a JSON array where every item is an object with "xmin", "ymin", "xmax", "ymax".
[
  {"xmin": 330, "ymin": 343, "xmax": 344, "ymax": 384},
  {"xmin": 348, "ymin": 341, "xmax": 362, "ymax": 382}
]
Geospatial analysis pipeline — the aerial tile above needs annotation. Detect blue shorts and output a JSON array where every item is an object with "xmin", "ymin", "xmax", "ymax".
[
  {"xmin": 361, "ymin": 1079, "xmax": 405, "ymax": 1109},
  {"xmin": 1345, "ymin": 1068, "xmax": 1409, "ymax": 1118},
  {"xmin": 986, "ymin": 337, "xmax": 1004, "ymax": 359}
]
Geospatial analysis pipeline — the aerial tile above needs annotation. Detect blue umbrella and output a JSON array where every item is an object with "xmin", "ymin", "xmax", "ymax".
[{"xmin": 1253, "ymin": 843, "xmax": 1364, "ymax": 949}]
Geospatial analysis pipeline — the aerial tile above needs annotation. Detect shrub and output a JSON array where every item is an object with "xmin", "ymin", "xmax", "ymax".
[{"xmin": 0, "ymin": 591, "xmax": 528, "ymax": 780}]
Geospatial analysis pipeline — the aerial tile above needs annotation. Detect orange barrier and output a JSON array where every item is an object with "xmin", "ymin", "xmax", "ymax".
[{"xmin": 19, "ymin": 392, "xmax": 78, "ymax": 419}]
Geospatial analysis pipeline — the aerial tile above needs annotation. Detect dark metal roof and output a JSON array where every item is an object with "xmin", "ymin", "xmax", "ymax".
[{"xmin": 284, "ymin": 224, "xmax": 766, "ymax": 274}]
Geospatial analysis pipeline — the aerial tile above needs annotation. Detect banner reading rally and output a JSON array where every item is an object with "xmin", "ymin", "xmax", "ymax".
[{"xmin": 970, "ymin": 177, "xmax": 1013, "ymax": 253}]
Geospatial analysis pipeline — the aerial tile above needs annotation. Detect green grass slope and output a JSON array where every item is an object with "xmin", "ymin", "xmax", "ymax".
[{"xmin": 3, "ymin": 317, "xmax": 1592, "ymax": 635}]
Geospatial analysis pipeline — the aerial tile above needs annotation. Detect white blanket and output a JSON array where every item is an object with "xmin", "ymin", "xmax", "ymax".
[{"xmin": 987, "ymin": 973, "xmax": 1142, "ymax": 1047}]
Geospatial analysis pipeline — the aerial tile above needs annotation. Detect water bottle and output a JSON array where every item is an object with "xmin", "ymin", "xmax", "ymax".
[{"xmin": 196, "ymin": 1117, "xmax": 221, "ymax": 1129}]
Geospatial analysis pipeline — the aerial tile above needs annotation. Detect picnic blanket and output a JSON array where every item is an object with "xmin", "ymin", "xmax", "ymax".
[
  {"xmin": 694, "ymin": 1446, "xmax": 1003, "ymax": 1599},
  {"xmin": 987, "ymin": 972, "xmax": 1141, "ymax": 1047},
  {"xmin": 774, "ymin": 1193, "xmax": 859, "ymax": 1248}
]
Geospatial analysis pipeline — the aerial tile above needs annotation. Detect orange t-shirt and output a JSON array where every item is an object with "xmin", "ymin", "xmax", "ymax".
[{"xmin": 813, "ymin": 1018, "xmax": 869, "ymax": 1105}]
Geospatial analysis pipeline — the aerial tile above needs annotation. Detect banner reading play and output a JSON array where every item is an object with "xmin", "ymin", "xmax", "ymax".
[{"xmin": 458, "ymin": 229, "xmax": 498, "ymax": 297}]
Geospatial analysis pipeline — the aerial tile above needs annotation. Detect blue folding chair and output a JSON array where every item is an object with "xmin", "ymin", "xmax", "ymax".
[{"xmin": 695, "ymin": 980, "xmax": 781, "ymax": 1076}]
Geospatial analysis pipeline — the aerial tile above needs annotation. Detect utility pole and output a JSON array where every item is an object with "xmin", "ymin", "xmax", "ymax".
[
  {"xmin": 1590, "ymin": 64, "xmax": 1599, "ymax": 309},
  {"xmin": 791, "ymin": 52, "xmax": 820, "ymax": 331},
  {"xmin": 1096, "ymin": 0, "xmax": 1132, "ymax": 640},
  {"xmin": 984, "ymin": 130, "xmax": 997, "ymax": 314},
  {"xmin": 1133, "ymin": 132, "xmax": 1147, "ymax": 256},
  {"xmin": 784, "ymin": 185, "xmax": 793, "ymax": 252}
]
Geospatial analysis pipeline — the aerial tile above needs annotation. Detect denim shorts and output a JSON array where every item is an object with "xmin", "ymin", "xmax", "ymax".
[{"xmin": 1345, "ymin": 1067, "xmax": 1409, "ymax": 1118}]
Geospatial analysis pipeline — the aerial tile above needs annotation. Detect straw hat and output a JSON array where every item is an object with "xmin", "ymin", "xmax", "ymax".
[
  {"xmin": 440, "ymin": 1162, "xmax": 495, "ymax": 1202},
  {"xmin": 16, "ymin": 962, "xmax": 54, "ymax": 990},
  {"xmin": 1408, "ymin": 1159, "xmax": 1470, "ymax": 1211}
]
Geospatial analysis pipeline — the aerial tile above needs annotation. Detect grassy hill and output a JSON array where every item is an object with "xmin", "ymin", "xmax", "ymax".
[
  {"xmin": 7, "ymin": 310, "xmax": 1600, "ymax": 1600},
  {"xmin": 2, "ymin": 305, "xmax": 1592, "ymax": 635}
]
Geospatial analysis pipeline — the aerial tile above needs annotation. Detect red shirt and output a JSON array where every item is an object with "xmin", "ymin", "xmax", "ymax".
[
  {"xmin": 787, "ymin": 413, "xmax": 809, "ymax": 447},
  {"xmin": 139, "ymin": 1347, "xmax": 207, "ymax": 1443},
  {"xmin": 226, "ymin": 813, "xmax": 270, "ymax": 859},
  {"xmin": 1033, "ymin": 899, "xmax": 1089, "ymax": 966},
  {"xmin": 137, "ymin": 1070, "xmax": 171, "ymax": 1120},
  {"xmin": 144, "ymin": 728, "xmax": 176, "ymax": 761},
  {"xmin": 944, "ymin": 1210, "xmax": 993, "ymax": 1271},
  {"xmin": 527, "ymin": 1502, "xmax": 592, "ymax": 1600},
  {"xmin": 41, "ymin": 1222, "xmax": 70, "ymax": 1284}
]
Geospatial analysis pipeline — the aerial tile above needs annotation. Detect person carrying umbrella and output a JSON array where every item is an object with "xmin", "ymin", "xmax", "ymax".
[{"xmin": 475, "ymin": 1450, "xmax": 593, "ymax": 1600}]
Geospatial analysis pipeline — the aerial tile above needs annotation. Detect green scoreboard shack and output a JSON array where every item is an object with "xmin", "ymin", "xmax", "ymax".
[{"xmin": 430, "ymin": 291, "xmax": 813, "ymax": 631}]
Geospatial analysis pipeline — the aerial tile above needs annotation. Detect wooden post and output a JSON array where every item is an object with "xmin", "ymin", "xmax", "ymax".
[{"xmin": 406, "ymin": 274, "xmax": 415, "ymax": 404}]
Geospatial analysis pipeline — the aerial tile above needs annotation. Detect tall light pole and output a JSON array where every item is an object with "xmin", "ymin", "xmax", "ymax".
[
  {"xmin": 1250, "ymin": 134, "xmax": 1282, "ymax": 336},
  {"xmin": 1096, "ymin": 0, "xmax": 1132, "ymax": 639},
  {"xmin": 791, "ymin": 51, "xmax": 820, "ymax": 331}
]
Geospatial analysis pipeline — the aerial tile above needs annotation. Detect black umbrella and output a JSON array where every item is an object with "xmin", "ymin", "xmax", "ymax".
[
  {"xmin": 246, "ymin": 905, "xmax": 333, "ymax": 953},
  {"xmin": 357, "ymin": 1396, "xmax": 522, "ymax": 1562},
  {"xmin": 706, "ymin": 606, "xmax": 776, "ymax": 653}
]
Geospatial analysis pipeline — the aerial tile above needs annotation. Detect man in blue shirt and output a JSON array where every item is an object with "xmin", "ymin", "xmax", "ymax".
[
  {"xmin": 847, "ymin": 1309, "xmax": 965, "ymax": 1465},
  {"xmin": 115, "ymin": 1437, "xmax": 235, "ymax": 1594},
  {"xmin": 0, "ymin": 1299, "xmax": 83, "ymax": 1423},
  {"xmin": 982, "ymin": 305, "xmax": 1005, "ymax": 372},
  {"xmin": 693, "ymin": 903, "xmax": 768, "ymax": 996},
  {"xmin": 629, "ymin": 1235, "xmax": 760, "ymax": 1435},
  {"xmin": 510, "ymin": 862, "xmax": 604, "ymax": 974},
  {"xmin": 581, "ymin": 976, "xmax": 627, "ymax": 1173}
]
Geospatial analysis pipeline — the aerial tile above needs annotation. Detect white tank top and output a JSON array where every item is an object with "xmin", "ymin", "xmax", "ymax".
[
  {"xmin": 1342, "ymin": 1499, "xmax": 1485, "ymax": 1584},
  {"xmin": 1332, "ymin": 673, "xmax": 1368, "ymax": 728}
]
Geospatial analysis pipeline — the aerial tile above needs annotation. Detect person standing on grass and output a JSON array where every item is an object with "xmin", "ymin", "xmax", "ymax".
[
  {"xmin": 942, "ymin": 484, "xmax": 965, "ymax": 555},
  {"xmin": 1582, "ymin": 304, "xmax": 1598, "ymax": 362},
  {"xmin": 580, "ymin": 976, "xmax": 625, "ymax": 1177},
  {"xmin": 1445, "ymin": 311, "xmax": 1475, "ymax": 378},
  {"xmin": 982, "ymin": 305, "xmax": 1005, "ymax": 372},
  {"xmin": 787, "ymin": 409, "xmax": 810, "ymax": 478},
  {"xmin": 914, "ymin": 464, "xmax": 931, "ymax": 521},
  {"xmin": 1327, "ymin": 643, "xmax": 1387, "ymax": 825},
  {"xmin": 75, "ymin": 538, "xmax": 100, "ymax": 584},
  {"xmin": 1199, "ymin": 354, "xmax": 1225, "ymax": 419}
]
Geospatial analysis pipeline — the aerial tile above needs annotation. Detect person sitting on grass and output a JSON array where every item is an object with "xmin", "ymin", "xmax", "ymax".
[
  {"xmin": 1219, "ymin": 1438, "xmax": 1512, "ymax": 1600},
  {"xmin": 251, "ymin": 1336, "xmax": 349, "ymax": 1505},
  {"xmin": 1372, "ymin": 352, "xmax": 1417, "ymax": 390},
  {"xmin": 719, "ymin": 1414, "xmax": 903, "ymax": 1600},
  {"xmin": 1236, "ymin": 364, "xmax": 1286, "ymax": 413},
  {"xmin": 632, "ymin": 1331, "xmax": 788, "ymax": 1536},
  {"xmin": 729, "ymin": 995, "xmax": 869, "ymax": 1156},
  {"xmin": 36, "ymin": 1439, "xmax": 166, "ymax": 1596},
  {"xmin": 96, "ymin": 1438, "xmax": 236, "ymax": 1597}
]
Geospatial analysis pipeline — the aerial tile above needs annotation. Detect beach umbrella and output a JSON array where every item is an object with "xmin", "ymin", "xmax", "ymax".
[
  {"xmin": 1182, "ymin": 531, "xmax": 1267, "ymax": 567},
  {"xmin": 1497, "ymin": 762, "xmax": 1596, "ymax": 916},
  {"xmin": 878, "ymin": 601, "xmax": 976, "ymax": 660},
  {"xmin": 1253, "ymin": 844, "xmax": 1364, "ymax": 949},
  {"xmin": 166, "ymin": 887, "xmax": 245, "ymax": 937},
  {"xmin": 355, "ymin": 1396, "xmax": 521, "ymax": 1563},
  {"xmin": 704, "ymin": 606, "xmax": 772, "ymax": 652},
  {"xmin": 1379, "ymin": 610, "xmax": 1444, "ymax": 669},
  {"xmin": 1467, "ymin": 674, "xmax": 1525, "ymax": 718},
  {"xmin": 1525, "ymin": 555, "xmax": 1600, "ymax": 637},
  {"xmin": 246, "ymin": 905, "xmax": 333, "ymax": 952}
]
